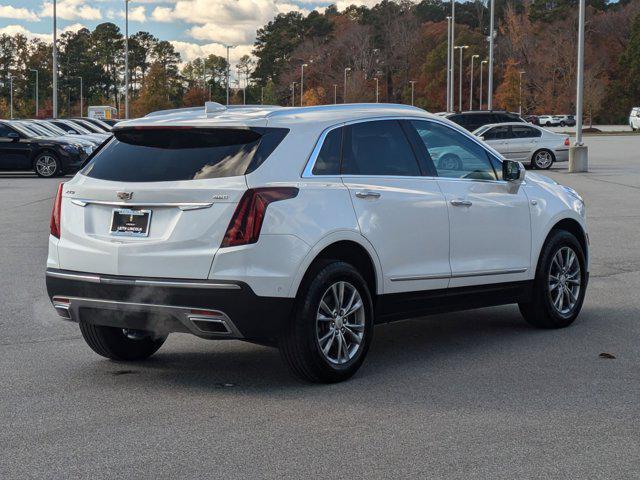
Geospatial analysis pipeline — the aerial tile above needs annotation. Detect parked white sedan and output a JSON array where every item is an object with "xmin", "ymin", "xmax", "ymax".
[{"xmin": 473, "ymin": 122, "xmax": 570, "ymax": 169}]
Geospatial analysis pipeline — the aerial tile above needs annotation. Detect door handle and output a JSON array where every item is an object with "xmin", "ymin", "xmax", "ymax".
[
  {"xmin": 450, "ymin": 199, "xmax": 472, "ymax": 207},
  {"xmin": 355, "ymin": 191, "xmax": 381, "ymax": 199}
]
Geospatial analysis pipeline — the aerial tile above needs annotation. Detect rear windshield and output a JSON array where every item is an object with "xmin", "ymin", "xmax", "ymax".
[{"xmin": 81, "ymin": 127, "xmax": 288, "ymax": 182}]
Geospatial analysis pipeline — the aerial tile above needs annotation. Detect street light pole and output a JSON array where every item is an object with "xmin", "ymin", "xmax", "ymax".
[
  {"xmin": 450, "ymin": 0, "xmax": 455, "ymax": 112},
  {"xmin": 446, "ymin": 16, "xmax": 451, "ymax": 112},
  {"xmin": 488, "ymin": 0, "xmax": 495, "ymax": 110},
  {"xmin": 53, "ymin": 0, "xmax": 58, "ymax": 118},
  {"xmin": 333, "ymin": 84, "xmax": 337, "ymax": 104},
  {"xmin": 454, "ymin": 45, "xmax": 468, "ymax": 112},
  {"xmin": 300, "ymin": 63, "xmax": 308, "ymax": 107},
  {"xmin": 479, "ymin": 59, "xmax": 487, "ymax": 109},
  {"xmin": 470, "ymin": 55, "xmax": 479, "ymax": 110},
  {"xmin": 224, "ymin": 44, "xmax": 236, "ymax": 106},
  {"xmin": 343, "ymin": 67, "xmax": 351, "ymax": 103},
  {"xmin": 409, "ymin": 80, "xmax": 416, "ymax": 106},
  {"xmin": 76, "ymin": 76, "xmax": 83, "ymax": 116},
  {"xmin": 124, "ymin": 0, "xmax": 130, "ymax": 119},
  {"xmin": 9, "ymin": 76, "xmax": 15, "ymax": 119},
  {"xmin": 518, "ymin": 71, "xmax": 525, "ymax": 116},
  {"xmin": 569, "ymin": 0, "xmax": 588, "ymax": 172},
  {"xmin": 291, "ymin": 82, "xmax": 296, "ymax": 106},
  {"xmin": 31, "ymin": 69, "xmax": 39, "ymax": 117},
  {"xmin": 375, "ymin": 77, "xmax": 379, "ymax": 103}
]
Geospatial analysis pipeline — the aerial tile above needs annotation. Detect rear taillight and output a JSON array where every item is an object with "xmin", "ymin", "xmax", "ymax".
[
  {"xmin": 221, "ymin": 187, "xmax": 299, "ymax": 248},
  {"xmin": 50, "ymin": 183, "xmax": 64, "ymax": 238},
  {"xmin": 564, "ymin": 137, "xmax": 570, "ymax": 146}
]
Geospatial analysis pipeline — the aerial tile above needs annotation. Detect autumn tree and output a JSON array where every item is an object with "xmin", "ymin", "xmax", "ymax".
[{"xmin": 494, "ymin": 60, "xmax": 522, "ymax": 112}]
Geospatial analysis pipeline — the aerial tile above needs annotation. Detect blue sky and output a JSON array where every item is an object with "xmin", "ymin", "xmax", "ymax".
[{"xmin": 0, "ymin": 0, "xmax": 345, "ymax": 65}]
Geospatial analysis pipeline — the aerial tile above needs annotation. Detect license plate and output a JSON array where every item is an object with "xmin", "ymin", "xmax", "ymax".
[{"xmin": 110, "ymin": 208, "xmax": 151, "ymax": 237}]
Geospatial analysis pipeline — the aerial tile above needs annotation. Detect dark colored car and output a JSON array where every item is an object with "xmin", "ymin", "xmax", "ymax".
[
  {"xmin": 73, "ymin": 117, "xmax": 112, "ymax": 132},
  {"xmin": 0, "ymin": 120, "xmax": 91, "ymax": 177},
  {"xmin": 444, "ymin": 110, "xmax": 525, "ymax": 132},
  {"xmin": 524, "ymin": 115, "xmax": 540, "ymax": 126}
]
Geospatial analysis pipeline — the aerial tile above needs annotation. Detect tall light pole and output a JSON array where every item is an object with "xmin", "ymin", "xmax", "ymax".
[
  {"xmin": 469, "ymin": 54, "xmax": 479, "ymax": 110},
  {"xmin": 124, "ymin": 0, "xmax": 130, "ymax": 119},
  {"xmin": 333, "ymin": 84, "xmax": 337, "ymax": 104},
  {"xmin": 52, "ymin": 0, "xmax": 58, "ymax": 118},
  {"xmin": 454, "ymin": 45, "xmax": 468, "ymax": 112},
  {"xmin": 31, "ymin": 69, "xmax": 39, "ymax": 117},
  {"xmin": 261, "ymin": 86, "xmax": 264, "ymax": 105},
  {"xmin": 343, "ymin": 67, "xmax": 351, "ymax": 103},
  {"xmin": 569, "ymin": 0, "xmax": 588, "ymax": 172},
  {"xmin": 291, "ymin": 82, "xmax": 296, "ymax": 106},
  {"xmin": 487, "ymin": 0, "xmax": 496, "ymax": 110},
  {"xmin": 409, "ymin": 80, "xmax": 416, "ymax": 106},
  {"xmin": 224, "ymin": 44, "xmax": 236, "ymax": 106},
  {"xmin": 518, "ymin": 71, "xmax": 525, "ymax": 116},
  {"xmin": 446, "ymin": 16, "xmax": 451, "ymax": 112},
  {"xmin": 9, "ymin": 76, "xmax": 15, "ymax": 119},
  {"xmin": 300, "ymin": 63, "xmax": 308, "ymax": 107},
  {"xmin": 374, "ymin": 77, "xmax": 379, "ymax": 103},
  {"xmin": 450, "ymin": 0, "xmax": 455, "ymax": 112},
  {"xmin": 75, "ymin": 76, "xmax": 83, "ymax": 116},
  {"xmin": 479, "ymin": 59, "xmax": 487, "ymax": 110}
]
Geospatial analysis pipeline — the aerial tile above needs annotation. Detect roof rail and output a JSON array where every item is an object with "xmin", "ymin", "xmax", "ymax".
[{"xmin": 265, "ymin": 103, "xmax": 424, "ymax": 118}]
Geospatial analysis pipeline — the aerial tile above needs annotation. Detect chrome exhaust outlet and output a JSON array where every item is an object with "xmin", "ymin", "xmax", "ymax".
[
  {"xmin": 186, "ymin": 310, "xmax": 234, "ymax": 335},
  {"xmin": 52, "ymin": 297, "xmax": 72, "ymax": 319}
]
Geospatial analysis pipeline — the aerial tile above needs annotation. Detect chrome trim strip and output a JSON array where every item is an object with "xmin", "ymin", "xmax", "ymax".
[
  {"xmin": 390, "ymin": 268, "xmax": 527, "ymax": 282},
  {"xmin": 389, "ymin": 273, "xmax": 451, "ymax": 282},
  {"xmin": 69, "ymin": 199, "xmax": 214, "ymax": 210},
  {"xmin": 453, "ymin": 268, "xmax": 527, "ymax": 278},
  {"xmin": 46, "ymin": 270, "xmax": 241, "ymax": 290}
]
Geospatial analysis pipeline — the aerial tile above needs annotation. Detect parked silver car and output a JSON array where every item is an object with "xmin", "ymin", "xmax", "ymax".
[{"xmin": 473, "ymin": 122, "xmax": 570, "ymax": 170}]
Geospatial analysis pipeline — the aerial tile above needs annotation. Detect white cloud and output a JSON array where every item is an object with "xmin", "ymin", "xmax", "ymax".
[
  {"xmin": 0, "ymin": 23, "xmax": 87, "ymax": 42},
  {"xmin": 0, "ymin": 5, "xmax": 39, "ymax": 21},
  {"xmin": 40, "ymin": 0, "xmax": 102, "ymax": 21},
  {"xmin": 151, "ymin": 6, "xmax": 172, "ymax": 22},
  {"xmin": 118, "ymin": 5, "xmax": 147, "ymax": 22},
  {"xmin": 170, "ymin": 40, "xmax": 253, "ymax": 66}
]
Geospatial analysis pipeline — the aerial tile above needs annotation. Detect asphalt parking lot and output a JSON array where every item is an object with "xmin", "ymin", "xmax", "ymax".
[{"xmin": 1, "ymin": 135, "xmax": 639, "ymax": 479}]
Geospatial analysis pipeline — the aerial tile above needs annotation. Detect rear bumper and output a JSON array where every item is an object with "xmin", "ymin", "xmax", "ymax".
[
  {"xmin": 45, "ymin": 269, "xmax": 294, "ymax": 342},
  {"xmin": 555, "ymin": 148, "xmax": 569, "ymax": 162}
]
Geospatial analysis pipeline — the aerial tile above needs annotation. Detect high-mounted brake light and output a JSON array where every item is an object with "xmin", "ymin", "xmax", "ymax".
[
  {"xmin": 221, "ymin": 187, "xmax": 299, "ymax": 248},
  {"xmin": 564, "ymin": 137, "xmax": 570, "ymax": 146},
  {"xmin": 50, "ymin": 183, "xmax": 64, "ymax": 239}
]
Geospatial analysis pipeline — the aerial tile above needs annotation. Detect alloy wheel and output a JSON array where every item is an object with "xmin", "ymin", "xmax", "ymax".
[
  {"xmin": 548, "ymin": 246, "xmax": 581, "ymax": 316},
  {"xmin": 35, "ymin": 156, "xmax": 58, "ymax": 177},
  {"xmin": 315, "ymin": 281, "xmax": 365, "ymax": 365},
  {"xmin": 534, "ymin": 151, "xmax": 553, "ymax": 169}
]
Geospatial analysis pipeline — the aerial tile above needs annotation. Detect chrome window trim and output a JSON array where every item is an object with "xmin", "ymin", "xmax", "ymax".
[{"xmin": 301, "ymin": 115, "xmax": 511, "ymax": 184}]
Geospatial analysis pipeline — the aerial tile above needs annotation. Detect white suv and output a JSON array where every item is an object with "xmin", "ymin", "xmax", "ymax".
[{"xmin": 46, "ymin": 103, "xmax": 589, "ymax": 383}]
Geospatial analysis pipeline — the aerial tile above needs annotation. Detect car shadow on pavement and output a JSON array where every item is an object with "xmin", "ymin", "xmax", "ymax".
[{"xmin": 86, "ymin": 303, "xmax": 598, "ymax": 395}]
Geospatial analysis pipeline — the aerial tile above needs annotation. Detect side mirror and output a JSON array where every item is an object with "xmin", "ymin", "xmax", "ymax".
[
  {"xmin": 7, "ymin": 132, "xmax": 20, "ymax": 142},
  {"xmin": 503, "ymin": 160, "xmax": 525, "ymax": 192},
  {"xmin": 478, "ymin": 135, "xmax": 485, "ymax": 141}
]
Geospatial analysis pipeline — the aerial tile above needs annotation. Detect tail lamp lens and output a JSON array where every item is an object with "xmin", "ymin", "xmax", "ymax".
[
  {"xmin": 50, "ymin": 183, "xmax": 64, "ymax": 238},
  {"xmin": 564, "ymin": 137, "xmax": 570, "ymax": 146},
  {"xmin": 221, "ymin": 187, "xmax": 299, "ymax": 248}
]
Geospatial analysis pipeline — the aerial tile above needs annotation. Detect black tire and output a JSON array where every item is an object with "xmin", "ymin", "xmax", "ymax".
[
  {"xmin": 560, "ymin": 121, "xmax": 566, "ymax": 127},
  {"xmin": 279, "ymin": 261, "xmax": 374, "ymax": 383},
  {"xmin": 545, "ymin": 121, "xmax": 552, "ymax": 126},
  {"xmin": 531, "ymin": 149, "xmax": 554, "ymax": 170},
  {"xmin": 519, "ymin": 230, "xmax": 587, "ymax": 329},
  {"xmin": 33, "ymin": 152, "xmax": 62, "ymax": 178},
  {"xmin": 79, "ymin": 321, "xmax": 166, "ymax": 361}
]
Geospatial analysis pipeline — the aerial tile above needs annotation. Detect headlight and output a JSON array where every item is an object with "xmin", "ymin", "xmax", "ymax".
[{"xmin": 561, "ymin": 185, "xmax": 585, "ymax": 217}]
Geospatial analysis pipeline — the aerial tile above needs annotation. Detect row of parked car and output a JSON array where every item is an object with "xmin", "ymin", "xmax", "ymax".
[{"xmin": 0, "ymin": 117, "xmax": 115, "ymax": 177}]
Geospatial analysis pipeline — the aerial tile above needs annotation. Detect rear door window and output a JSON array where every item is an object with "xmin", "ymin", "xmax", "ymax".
[
  {"xmin": 81, "ymin": 127, "xmax": 288, "ymax": 182},
  {"xmin": 312, "ymin": 127, "xmax": 343, "ymax": 175},
  {"xmin": 341, "ymin": 120, "xmax": 421, "ymax": 176}
]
